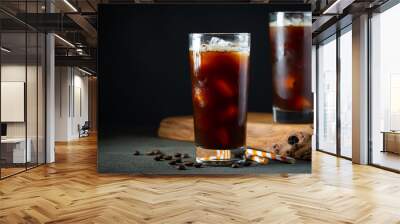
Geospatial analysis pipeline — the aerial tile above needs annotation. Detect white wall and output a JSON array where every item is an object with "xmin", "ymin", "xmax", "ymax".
[
  {"xmin": 55, "ymin": 66, "xmax": 70, "ymax": 141},
  {"xmin": 72, "ymin": 73, "xmax": 89, "ymax": 138},
  {"xmin": 1, "ymin": 65, "xmax": 41, "ymax": 137},
  {"xmin": 55, "ymin": 66, "xmax": 89, "ymax": 141}
]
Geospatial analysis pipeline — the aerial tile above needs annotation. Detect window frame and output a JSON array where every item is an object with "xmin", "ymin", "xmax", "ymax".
[{"xmin": 315, "ymin": 23, "xmax": 353, "ymax": 161}]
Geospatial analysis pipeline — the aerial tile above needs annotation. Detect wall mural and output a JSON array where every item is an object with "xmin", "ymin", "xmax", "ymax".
[{"xmin": 97, "ymin": 4, "xmax": 312, "ymax": 174}]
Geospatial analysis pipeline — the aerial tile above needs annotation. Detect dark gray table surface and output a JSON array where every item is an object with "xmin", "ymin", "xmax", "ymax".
[{"xmin": 98, "ymin": 131, "xmax": 311, "ymax": 175}]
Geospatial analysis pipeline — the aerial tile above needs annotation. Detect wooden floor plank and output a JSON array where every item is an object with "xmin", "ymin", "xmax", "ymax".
[{"xmin": 0, "ymin": 135, "xmax": 399, "ymax": 223}]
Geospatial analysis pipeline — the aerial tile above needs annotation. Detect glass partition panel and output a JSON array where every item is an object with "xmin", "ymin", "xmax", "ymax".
[
  {"xmin": 317, "ymin": 36, "xmax": 337, "ymax": 154},
  {"xmin": 1, "ymin": 31, "xmax": 27, "ymax": 178},
  {"xmin": 339, "ymin": 28, "xmax": 352, "ymax": 158},
  {"xmin": 0, "ymin": 1, "xmax": 46, "ymax": 179}
]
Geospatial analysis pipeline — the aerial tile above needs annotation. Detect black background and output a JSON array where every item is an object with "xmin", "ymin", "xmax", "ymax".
[{"xmin": 98, "ymin": 4, "xmax": 309, "ymax": 137}]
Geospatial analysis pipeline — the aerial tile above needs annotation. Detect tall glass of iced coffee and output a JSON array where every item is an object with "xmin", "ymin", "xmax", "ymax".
[
  {"xmin": 189, "ymin": 33, "xmax": 250, "ymax": 165},
  {"xmin": 269, "ymin": 12, "xmax": 313, "ymax": 123}
]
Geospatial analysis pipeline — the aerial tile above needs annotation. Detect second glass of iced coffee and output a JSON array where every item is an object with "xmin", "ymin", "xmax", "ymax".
[{"xmin": 269, "ymin": 12, "xmax": 313, "ymax": 123}]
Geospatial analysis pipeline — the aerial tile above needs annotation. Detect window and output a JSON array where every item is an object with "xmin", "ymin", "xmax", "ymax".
[
  {"xmin": 371, "ymin": 3, "xmax": 400, "ymax": 171},
  {"xmin": 339, "ymin": 28, "xmax": 352, "ymax": 158},
  {"xmin": 317, "ymin": 36, "xmax": 337, "ymax": 154}
]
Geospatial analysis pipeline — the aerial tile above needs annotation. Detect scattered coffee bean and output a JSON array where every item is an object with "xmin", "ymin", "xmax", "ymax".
[
  {"xmin": 168, "ymin": 160, "xmax": 177, "ymax": 165},
  {"xmin": 175, "ymin": 158, "xmax": 182, "ymax": 163},
  {"xmin": 174, "ymin": 152, "xmax": 182, "ymax": 158},
  {"xmin": 184, "ymin": 161, "xmax": 194, "ymax": 166},
  {"xmin": 164, "ymin": 155, "xmax": 173, "ymax": 160},
  {"xmin": 182, "ymin": 153, "xmax": 190, "ymax": 158},
  {"xmin": 194, "ymin": 162, "xmax": 203, "ymax": 168},
  {"xmin": 231, "ymin": 163, "xmax": 241, "ymax": 168},
  {"xmin": 146, "ymin": 151, "xmax": 155, "ymax": 156},
  {"xmin": 176, "ymin": 164, "xmax": 186, "ymax": 170},
  {"xmin": 233, "ymin": 150, "xmax": 245, "ymax": 158},
  {"xmin": 153, "ymin": 155, "xmax": 162, "ymax": 161},
  {"xmin": 133, "ymin": 150, "xmax": 140, "ymax": 156},
  {"xmin": 153, "ymin": 149, "xmax": 162, "ymax": 155},
  {"xmin": 243, "ymin": 161, "xmax": 252, "ymax": 167}
]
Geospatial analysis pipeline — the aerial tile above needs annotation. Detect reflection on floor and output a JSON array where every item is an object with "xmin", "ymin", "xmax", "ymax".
[
  {"xmin": 0, "ymin": 163, "xmax": 40, "ymax": 178},
  {"xmin": 0, "ymin": 167, "xmax": 25, "ymax": 178},
  {"xmin": 373, "ymin": 150, "xmax": 400, "ymax": 171}
]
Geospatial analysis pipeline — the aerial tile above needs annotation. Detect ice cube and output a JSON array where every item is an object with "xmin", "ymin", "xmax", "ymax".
[
  {"xmin": 194, "ymin": 87, "xmax": 207, "ymax": 108},
  {"xmin": 210, "ymin": 37, "xmax": 228, "ymax": 46},
  {"xmin": 208, "ymin": 37, "xmax": 234, "ymax": 51},
  {"xmin": 284, "ymin": 75, "xmax": 296, "ymax": 90},
  {"xmin": 215, "ymin": 79, "xmax": 235, "ymax": 97},
  {"xmin": 224, "ymin": 105, "xmax": 238, "ymax": 119},
  {"xmin": 275, "ymin": 75, "xmax": 296, "ymax": 99},
  {"xmin": 294, "ymin": 96, "xmax": 312, "ymax": 110}
]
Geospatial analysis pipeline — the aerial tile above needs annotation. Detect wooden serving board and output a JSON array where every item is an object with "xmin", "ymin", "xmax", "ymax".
[{"xmin": 158, "ymin": 112, "xmax": 313, "ymax": 151}]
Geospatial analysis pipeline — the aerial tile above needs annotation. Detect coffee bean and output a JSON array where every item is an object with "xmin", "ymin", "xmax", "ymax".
[
  {"xmin": 153, "ymin": 155, "xmax": 162, "ymax": 161},
  {"xmin": 153, "ymin": 149, "xmax": 162, "ymax": 155},
  {"xmin": 233, "ymin": 150, "xmax": 245, "ymax": 158},
  {"xmin": 168, "ymin": 160, "xmax": 177, "ymax": 165},
  {"xmin": 133, "ymin": 151, "xmax": 140, "ymax": 156},
  {"xmin": 164, "ymin": 155, "xmax": 173, "ymax": 160},
  {"xmin": 146, "ymin": 151, "xmax": 155, "ymax": 156},
  {"xmin": 184, "ymin": 161, "xmax": 194, "ymax": 166},
  {"xmin": 231, "ymin": 163, "xmax": 241, "ymax": 168},
  {"xmin": 175, "ymin": 158, "xmax": 182, "ymax": 163},
  {"xmin": 182, "ymin": 153, "xmax": 190, "ymax": 158},
  {"xmin": 174, "ymin": 152, "xmax": 182, "ymax": 158},
  {"xmin": 176, "ymin": 164, "xmax": 186, "ymax": 170},
  {"xmin": 194, "ymin": 162, "xmax": 203, "ymax": 168},
  {"xmin": 243, "ymin": 161, "xmax": 252, "ymax": 167}
]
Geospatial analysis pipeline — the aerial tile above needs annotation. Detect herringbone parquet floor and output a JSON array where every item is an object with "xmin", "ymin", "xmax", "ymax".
[{"xmin": 1, "ymin": 135, "xmax": 400, "ymax": 224}]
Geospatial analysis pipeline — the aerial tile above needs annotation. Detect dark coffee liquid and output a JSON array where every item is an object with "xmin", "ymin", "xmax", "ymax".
[
  {"xmin": 270, "ymin": 25, "xmax": 312, "ymax": 112},
  {"xmin": 189, "ymin": 50, "xmax": 249, "ymax": 149}
]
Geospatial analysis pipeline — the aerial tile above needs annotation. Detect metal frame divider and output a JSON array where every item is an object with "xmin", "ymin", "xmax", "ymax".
[
  {"xmin": 25, "ymin": 0, "xmax": 28, "ymax": 172},
  {"xmin": 336, "ymin": 24, "xmax": 341, "ymax": 157},
  {"xmin": 0, "ymin": 21, "xmax": 2, "ymax": 179},
  {"xmin": 367, "ymin": 10, "xmax": 373, "ymax": 166},
  {"xmin": 315, "ymin": 44, "xmax": 320, "ymax": 152}
]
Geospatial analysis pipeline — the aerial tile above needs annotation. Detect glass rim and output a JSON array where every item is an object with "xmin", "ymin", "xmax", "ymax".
[
  {"xmin": 269, "ymin": 11, "xmax": 312, "ymax": 26},
  {"xmin": 269, "ymin": 11, "xmax": 311, "ymax": 14},
  {"xmin": 189, "ymin": 33, "xmax": 250, "ymax": 37}
]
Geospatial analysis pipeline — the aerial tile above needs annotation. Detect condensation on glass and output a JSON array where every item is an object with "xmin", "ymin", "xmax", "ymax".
[{"xmin": 189, "ymin": 33, "xmax": 250, "ymax": 165}]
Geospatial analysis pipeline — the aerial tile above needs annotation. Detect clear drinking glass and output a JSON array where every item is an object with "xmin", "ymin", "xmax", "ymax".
[
  {"xmin": 189, "ymin": 33, "xmax": 251, "ymax": 165},
  {"xmin": 269, "ymin": 12, "xmax": 313, "ymax": 123}
]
